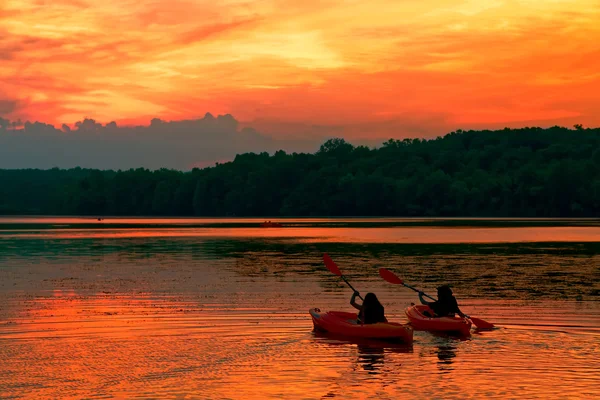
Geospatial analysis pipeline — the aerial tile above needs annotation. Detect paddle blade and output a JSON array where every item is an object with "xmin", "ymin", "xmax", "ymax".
[
  {"xmin": 379, "ymin": 268, "xmax": 404, "ymax": 285},
  {"xmin": 323, "ymin": 253, "xmax": 342, "ymax": 276},
  {"xmin": 470, "ymin": 316, "xmax": 495, "ymax": 330}
]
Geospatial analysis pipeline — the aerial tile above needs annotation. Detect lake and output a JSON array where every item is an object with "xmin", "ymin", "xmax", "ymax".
[{"xmin": 0, "ymin": 217, "xmax": 599, "ymax": 399}]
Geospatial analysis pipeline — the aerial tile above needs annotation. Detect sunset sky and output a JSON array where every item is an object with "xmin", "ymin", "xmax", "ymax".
[{"xmin": 1, "ymin": 0, "xmax": 599, "ymax": 139}]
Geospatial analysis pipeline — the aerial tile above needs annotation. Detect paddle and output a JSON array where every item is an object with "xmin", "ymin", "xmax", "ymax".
[
  {"xmin": 378, "ymin": 267, "xmax": 436, "ymax": 301},
  {"xmin": 323, "ymin": 253, "xmax": 363, "ymax": 300},
  {"xmin": 378, "ymin": 267, "xmax": 494, "ymax": 329}
]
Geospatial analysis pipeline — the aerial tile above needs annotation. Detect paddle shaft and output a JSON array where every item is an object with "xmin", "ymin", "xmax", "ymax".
[
  {"xmin": 341, "ymin": 276, "xmax": 364, "ymax": 300},
  {"xmin": 403, "ymin": 283, "xmax": 437, "ymax": 301}
]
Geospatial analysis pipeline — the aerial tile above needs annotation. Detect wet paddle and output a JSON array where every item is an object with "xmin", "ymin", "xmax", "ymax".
[
  {"xmin": 466, "ymin": 316, "xmax": 494, "ymax": 330},
  {"xmin": 378, "ymin": 267, "xmax": 494, "ymax": 329},
  {"xmin": 323, "ymin": 253, "xmax": 363, "ymax": 300}
]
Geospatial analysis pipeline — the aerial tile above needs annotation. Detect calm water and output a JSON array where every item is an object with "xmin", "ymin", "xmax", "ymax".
[{"xmin": 0, "ymin": 217, "xmax": 599, "ymax": 399}]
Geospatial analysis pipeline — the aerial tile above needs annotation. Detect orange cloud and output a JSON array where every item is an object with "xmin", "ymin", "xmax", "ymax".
[{"xmin": 1, "ymin": 0, "xmax": 599, "ymax": 138}]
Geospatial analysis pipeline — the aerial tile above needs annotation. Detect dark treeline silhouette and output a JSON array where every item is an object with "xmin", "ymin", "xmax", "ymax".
[{"xmin": 1, "ymin": 126, "xmax": 599, "ymax": 217}]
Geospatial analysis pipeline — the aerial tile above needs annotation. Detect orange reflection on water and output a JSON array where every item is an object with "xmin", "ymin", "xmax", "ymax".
[
  {"xmin": 1, "ymin": 294, "xmax": 355, "ymax": 399},
  {"xmin": 1, "ymin": 292, "xmax": 599, "ymax": 399},
  {"xmin": 1, "ymin": 224, "xmax": 599, "ymax": 399},
  {"xmin": 3, "ymin": 226, "xmax": 600, "ymax": 243}
]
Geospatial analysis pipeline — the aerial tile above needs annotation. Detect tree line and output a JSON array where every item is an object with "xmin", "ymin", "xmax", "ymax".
[{"xmin": 1, "ymin": 126, "xmax": 599, "ymax": 217}]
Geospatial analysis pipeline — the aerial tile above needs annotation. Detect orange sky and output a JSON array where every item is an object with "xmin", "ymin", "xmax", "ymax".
[{"xmin": 1, "ymin": 0, "xmax": 600, "ymax": 138}]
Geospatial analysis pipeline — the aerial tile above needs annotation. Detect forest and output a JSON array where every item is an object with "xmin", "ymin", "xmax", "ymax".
[{"xmin": 1, "ymin": 126, "xmax": 599, "ymax": 217}]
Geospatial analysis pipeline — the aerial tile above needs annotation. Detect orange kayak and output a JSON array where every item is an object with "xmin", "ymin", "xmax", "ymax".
[
  {"xmin": 309, "ymin": 308, "xmax": 413, "ymax": 344},
  {"xmin": 405, "ymin": 304, "xmax": 472, "ymax": 336}
]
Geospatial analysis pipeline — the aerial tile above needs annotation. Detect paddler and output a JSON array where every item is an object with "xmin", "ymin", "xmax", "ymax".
[
  {"xmin": 419, "ymin": 285, "xmax": 467, "ymax": 318},
  {"xmin": 350, "ymin": 291, "xmax": 388, "ymax": 324}
]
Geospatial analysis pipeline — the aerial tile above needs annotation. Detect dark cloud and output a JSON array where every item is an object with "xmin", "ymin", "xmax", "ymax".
[
  {"xmin": 0, "ymin": 113, "xmax": 320, "ymax": 170},
  {"xmin": 0, "ymin": 99, "xmax": 18, "ymax": 115}
]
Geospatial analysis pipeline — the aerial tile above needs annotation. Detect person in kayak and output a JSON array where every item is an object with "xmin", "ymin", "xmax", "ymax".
[
  {"xmin": 350, "ymin": 291, "xmax": 388, "ymax": 324},
  {"xmin": 419, "ymin": 285, "xmax": 467, "ymax": 318}
]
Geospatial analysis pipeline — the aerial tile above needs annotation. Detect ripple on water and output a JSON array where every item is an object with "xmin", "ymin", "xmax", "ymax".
[{"xmin": 0, "ymin": 233, "xmax": 599, "ymax": 399}]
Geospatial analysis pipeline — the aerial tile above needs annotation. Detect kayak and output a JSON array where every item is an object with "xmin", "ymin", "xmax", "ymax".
[
  {"xmin": 405, "ymin": 305, "xmax": 472, "ymax": 335},
  {"xmin": 309, "ymin": 308, "xmax": 413, "ymax": 344},
  {"xmin": 405, "ymin": 304, "xmax": 472, "ymax": 336}
]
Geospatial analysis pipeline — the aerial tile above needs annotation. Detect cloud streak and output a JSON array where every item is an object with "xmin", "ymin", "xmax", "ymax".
[{"xmin": 0, "ymin": 0, "xmax": 599, "ymax": 138}]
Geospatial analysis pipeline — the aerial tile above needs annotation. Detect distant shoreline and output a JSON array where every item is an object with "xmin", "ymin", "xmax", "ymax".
[
  {"xmin": 2, "ymin": 127, "xmax": 599, "ymax": 218},
  {"xmin": 1, "ymin": 216, "xmax": 599, "ymax": 229}
]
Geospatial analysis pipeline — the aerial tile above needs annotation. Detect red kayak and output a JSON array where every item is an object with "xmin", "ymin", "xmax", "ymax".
[
  {"xmin": 309, "ymin": 308, "xmax": 413, "ymax": 344},
  {"xmin": 405, "ymin": 304, "xmax": 472, "ymax": 336}
]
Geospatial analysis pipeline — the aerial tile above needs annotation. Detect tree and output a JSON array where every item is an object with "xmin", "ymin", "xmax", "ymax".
[{"xmin": 0, "ymin": 126, "xmax": 599, "ymax": 217}]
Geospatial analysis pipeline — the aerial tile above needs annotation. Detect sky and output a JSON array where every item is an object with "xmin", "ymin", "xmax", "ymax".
[{"xmin": 1, "ymin": 0, "xmax": 600, "ymax": 168}]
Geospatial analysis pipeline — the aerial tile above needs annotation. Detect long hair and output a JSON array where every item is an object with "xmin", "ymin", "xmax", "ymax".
[
  {"xmin": 363, "ymin": 292, "xmax": 383, "ymax": 309},
  {"xmin": 437, "ymin": 285, "xmax": 453, "ymax": 300}
]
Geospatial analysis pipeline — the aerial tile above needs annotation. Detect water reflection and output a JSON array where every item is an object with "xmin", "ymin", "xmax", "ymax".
[
  {"xmin": 435, "ymin": 344, "xmax": 457, "ymax": 369},
  {"xmin": 312, "ymin": 330, "xmax": 413, "ymax": 351},
  {"xmin": 1, "ymin": 237, "xmax": 599, "ymax": 301},
  {"xmin": 0, "ymin": 279, "xmax": 598, "ymax": 397},
  {"xmin": 312, "ymin": 330, "xmax": 413, "ymax": 375},
  {"xmin": 3, "ymin": 225, "xmax": 600, "ymax": 244},
  {"xmin": 1, "ymin": 224, "xmax": 599, "ymax": 399},
  {"xmin": 426, "ymin": 332, "xmax": 470, "ymax": 371},
  {"xmin": 357, "ymin": 345, "xmax": 385, "ymax": 374}
]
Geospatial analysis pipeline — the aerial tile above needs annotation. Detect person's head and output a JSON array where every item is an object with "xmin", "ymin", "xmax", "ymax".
[
  {"xmin": 363, "ymin": 292, "xmax": 382, "ymax": 308},
  {"xmin": 437, "ymin": 285, "xmax": 453, "ymax": 299}
]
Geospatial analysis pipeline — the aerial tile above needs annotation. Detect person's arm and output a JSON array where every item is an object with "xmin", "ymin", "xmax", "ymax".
[
  {"xmin": 381, "ymin": 311, "xmax": 388, "ymax": 323},
  {"xmin": 452, "ymin": 297, "xmax": 467, "ymax": 318},
  {"xmin": 350, "ymin": 291, "xmax": 362, "ymax": 311},
  {"xmin": 419, "ymin": 291, "xmax": 433, "ymax": 306}
]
